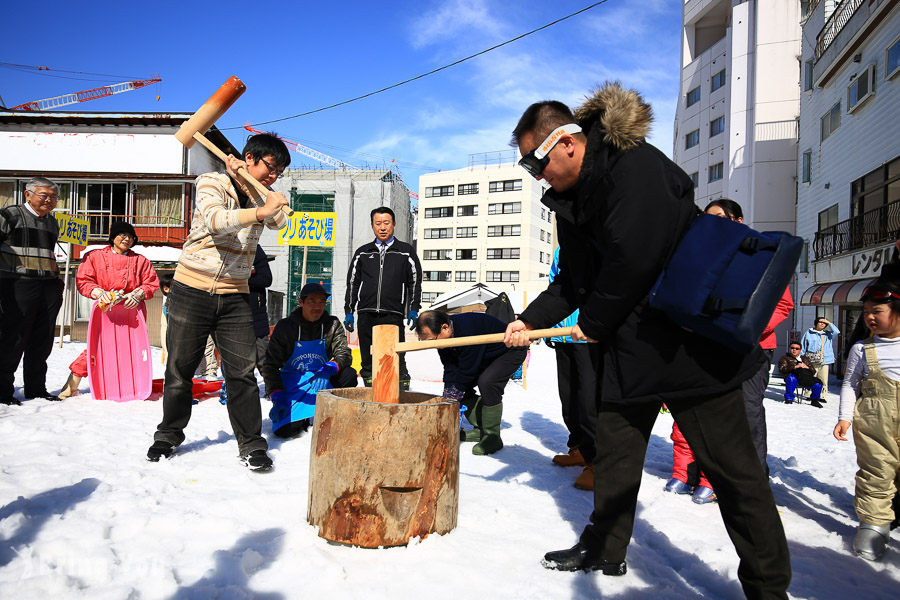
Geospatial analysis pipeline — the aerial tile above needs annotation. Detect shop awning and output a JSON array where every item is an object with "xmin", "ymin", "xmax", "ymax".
[{"xmin": 800, "ymin": 278, "xmax": 875, "ymax": 305}]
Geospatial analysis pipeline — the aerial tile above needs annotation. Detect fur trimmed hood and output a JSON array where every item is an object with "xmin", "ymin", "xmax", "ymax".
[{"xmin": 574, "ymin": 81, "xmax": 653, "ymax": 152}]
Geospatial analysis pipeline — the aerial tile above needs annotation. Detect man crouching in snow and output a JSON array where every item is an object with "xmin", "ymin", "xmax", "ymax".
[{"xmin": 504, "ymin": 83, "xmax": 791, "ymax": 598}]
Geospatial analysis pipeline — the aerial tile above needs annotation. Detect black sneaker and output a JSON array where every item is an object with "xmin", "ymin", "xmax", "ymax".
[
  {"xmin": 241, "ymin": 449, "xmax": 273, "ymax": 472},
  {"xmin": 25, "ymin": 391, "xmax": 61, "ymax": 401},
  {"xmin": 810, "ymin": 400, "xmax": 824, "ymax": 408},
  {"xmin": 147, "ymin": 440, "xmax": 176, "ymax": 462},
  {"xmin": 541, "ymin": 543, "xmax": 627, "ymax": 575},
  {"xmin": 0, "ymin": 396, "xmax": 22, "ymax": 406}
]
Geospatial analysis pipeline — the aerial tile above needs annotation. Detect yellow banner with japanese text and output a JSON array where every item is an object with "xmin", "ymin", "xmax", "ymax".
[
  {"xmin": 278, "ymin": 211, "xmax": 336, "ymax": 247},
  {"xmin": 55, "ymin": 213, "xmax": 90, "ymax": 246}
]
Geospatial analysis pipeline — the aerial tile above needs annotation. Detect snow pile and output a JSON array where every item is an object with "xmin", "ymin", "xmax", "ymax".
[{"xmin": 0, "ymin": 341, "xmax": 898, "ymax": 599}]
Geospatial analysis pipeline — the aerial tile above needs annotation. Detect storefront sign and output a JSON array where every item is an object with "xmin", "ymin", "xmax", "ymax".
[
  {"xmin": 55, "ymin": 213, "xmax": 90, "ymax": 246},
  {"xmin": 814, "ymin": 242, "xmax": 895, "ymax": 282},
  {"xmin": 278, "ymin": 211, "xmax": 336, "ymax": 247}
]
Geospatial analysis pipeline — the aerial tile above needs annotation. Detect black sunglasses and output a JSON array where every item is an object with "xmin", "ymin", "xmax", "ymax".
[{"xmin": 518, "ymin": 124, "xmax": 582, "ymax": 178}]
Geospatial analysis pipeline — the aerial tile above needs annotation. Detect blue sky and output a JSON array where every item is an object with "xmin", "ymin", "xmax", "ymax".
[{"xmin": 2, "ymin": 0, "xmax": 682, "ymax": 185}]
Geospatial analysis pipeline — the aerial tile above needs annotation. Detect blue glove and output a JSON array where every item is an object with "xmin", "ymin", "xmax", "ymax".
[
  {"xmin": 344, "ymin": 314, "xmax": 354, "ymax": 332},
  {"xmin": 317, "ymin": 361, "xmax": 339, "ymax": 379},
  {"xmin": 269, "ymin": 390, "xmax": 286, "ymax": 404},
  {"xmin": 407, "ymin": 310, "xmax": 418, "ymax": 331},
  {"xmin": 442, "ymin": 384, "xmax": 465, "ymax": 401}
]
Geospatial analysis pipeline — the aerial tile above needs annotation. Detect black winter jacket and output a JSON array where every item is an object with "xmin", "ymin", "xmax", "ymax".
[
  {"xmin": 439, "ymin": 313, "xmax": 512, "ymax": 389},
  {"xmin": 344, "ymin": 238, "xmax": 422, "ymax": 317},
  {"xmin": 248, "ymin": 245, "xmax": 272, "ymax": 338},
  {"xmin": 519, "ymin": 82, "xmax": 764, "ymax": 404},
  {"xmin": 261, "ymin": 309, "xmax": 351, "ymax": 394}
]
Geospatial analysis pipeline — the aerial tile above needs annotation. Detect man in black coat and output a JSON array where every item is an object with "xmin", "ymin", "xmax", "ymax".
[
  {"xmin": 344, "ymin": 207, "xmax": 422, "ymax": 389},
  {"xmin": 248, "ymin": 245, "xmax": 273, "ymax": 371},
  {"xmin": 505, "ymin": 83, "xmax": 790, "ymax": 598}
]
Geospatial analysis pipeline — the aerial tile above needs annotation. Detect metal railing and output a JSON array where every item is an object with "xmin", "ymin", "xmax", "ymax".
[
  {"xmin": 816, "ymin": 0, "xmax": 864, "ymax": 59},
  {"xmin": 81, "ymin": 213, "xmax": 188, "ymax": 245},
  {"xmin": 814, "ymin": 199, "xmax": 900, "ymax": 259}
]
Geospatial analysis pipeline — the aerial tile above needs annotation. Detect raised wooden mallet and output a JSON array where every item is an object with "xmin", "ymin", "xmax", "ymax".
[
  {"xmin": 370, "ymin": 324, "xmax": 575, "ymax": 403},
  {"xmin": 174, "ymin": 76, "xmax": 293, "ymax": 216}
]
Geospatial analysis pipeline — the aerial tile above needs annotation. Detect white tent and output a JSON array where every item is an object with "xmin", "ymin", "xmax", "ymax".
[{"xmin": 428, "ymin": 283, "xmax": 501, "ymax": 311}]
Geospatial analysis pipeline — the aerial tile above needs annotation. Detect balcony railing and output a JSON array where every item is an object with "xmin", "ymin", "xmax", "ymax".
[
  {"xmin": 815, "ymin": 0, "xmax": 864, "ymax": 59},
  {"xmin": 814, "ymin": 199, "xmax": 900, "ymax": 260}
]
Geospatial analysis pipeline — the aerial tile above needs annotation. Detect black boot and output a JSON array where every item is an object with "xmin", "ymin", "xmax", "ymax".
[{"xmin": 541, "ymin": 543, "xmax": 627, "ymax": 575}]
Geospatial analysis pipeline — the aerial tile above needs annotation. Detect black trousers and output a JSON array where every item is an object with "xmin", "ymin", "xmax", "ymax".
[
  {"xmin": 472, "ymin": 346, "xmax": 527, "ymax": 407},
  {"xmin": 581, "ymin": 388, "xmax": 791, "ymax": 600},
  {"xmin": 358, "ymin": 312, "xmax": 409, "ymax": 381},
  {"xmin": 554, "ymin": 343, "xmax": 599, "ymax": 462},
  {"xmin": 742, "ymin": 349, "xmax": 774, "ymax": 476},
  {"xmin": 0, "ymin": 277, "xmax": 62, "ymax": 398}
]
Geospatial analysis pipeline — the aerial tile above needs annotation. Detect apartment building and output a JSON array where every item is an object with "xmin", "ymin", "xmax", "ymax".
[
  {"xmin": 674, "ymin": 0, "xmax": 801, "ymax": 233},
  {"xmin": 795, "ymin": 0, "xmax": 900, "ymax": 371},
  {"xmin": 417, "ymin": 154, "xmax": 551, "ymax": 305}
]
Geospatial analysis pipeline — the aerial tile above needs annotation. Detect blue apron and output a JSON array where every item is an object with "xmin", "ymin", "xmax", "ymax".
[{"xmin": 269, "ymin": 339, "xmax": 330, "ymax": 432}]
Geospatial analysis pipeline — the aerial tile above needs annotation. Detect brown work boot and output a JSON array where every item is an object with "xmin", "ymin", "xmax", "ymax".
[
  {"xmin": 574, "ymin": 465, "xmax": 594, "ymax": 491},
  {"xmin": 552, "ymin": 446, "xmax": 585, "ymax": 467}
]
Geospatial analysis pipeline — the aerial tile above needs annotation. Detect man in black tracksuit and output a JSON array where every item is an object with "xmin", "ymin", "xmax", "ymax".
[
  {"xmin": 344, "ymin": 207, "xmax": 422, "ymax": 388},
  {"xmin": 505, "ymin": 84, "xmax": 791, "ymax": 598}
]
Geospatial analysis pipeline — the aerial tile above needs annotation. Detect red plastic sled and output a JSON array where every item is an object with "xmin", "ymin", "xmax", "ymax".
[{"xmin": 150, "ymin": 378, "xmax": 223, "ymax": 399}]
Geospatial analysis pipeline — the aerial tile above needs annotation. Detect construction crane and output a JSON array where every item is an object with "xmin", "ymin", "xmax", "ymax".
[
  {"xmin": 244, "ymin": 124, "xmax": 359, "ymax": 171},
  {"xmin": 9, "ymin": 76, "xmax": 162, "ymax": 112}
]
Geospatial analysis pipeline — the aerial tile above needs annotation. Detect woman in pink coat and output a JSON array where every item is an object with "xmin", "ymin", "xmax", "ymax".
[{"xmin": 59, "ymin": 222, "xmax": 159, "ymax": 398}]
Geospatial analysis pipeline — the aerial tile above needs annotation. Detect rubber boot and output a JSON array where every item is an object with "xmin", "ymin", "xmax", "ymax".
[
  {"xmin": 472, "ymin": 403, "xmax": 503, "ymax": 455},
  {"xmin": 784, "ymin": 374, "xmax": 797, "ymax": 404},
  {"xmin": 460, "ymin": 395, "xmax": 483, "ymax": 442},
  {"xmin": 58, "ymin": 373, "xmax": 81, "ymax": 399}
]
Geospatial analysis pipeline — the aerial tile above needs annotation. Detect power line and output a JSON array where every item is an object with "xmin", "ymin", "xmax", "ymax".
[
  {"xmin": 224, "ymin": 0, "xmax": 609, "ymax": 129},
  {"xmin": 0, "ymin": 62, "xmax": 144, "ymax": 80}
]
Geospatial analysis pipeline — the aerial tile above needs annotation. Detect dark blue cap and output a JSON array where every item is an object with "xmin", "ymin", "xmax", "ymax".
[{"xmin": 299, "ymin": 282, "xmax": 330, "ymax": 298}]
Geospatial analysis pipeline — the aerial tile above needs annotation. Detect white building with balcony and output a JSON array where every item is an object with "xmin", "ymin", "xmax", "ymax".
[
  {"xmin": 674, "ymin": 0, "xmax": 801, "ymax": 234},
  {"xmin": 416, "ymin": 152, "xmax": 552, "ymax": 306},
  {"xmin": 795, "ymin": 0, "xmax": 900, "ymax": 371}
]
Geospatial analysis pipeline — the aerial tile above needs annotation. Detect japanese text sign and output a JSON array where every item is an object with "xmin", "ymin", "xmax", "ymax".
[
  {"xmin": 55, "ymin": 213, "xmax": 90, "ymax": 246},
  {"xmin": 278, "ymin": 212, "xmax": 336, "ymax": 247}
]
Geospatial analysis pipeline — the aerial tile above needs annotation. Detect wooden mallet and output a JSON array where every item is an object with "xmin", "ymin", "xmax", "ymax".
[
  {"xmin": 175, "ymin": 76, "xmax": 293, "ymax": 216},
  {"xmin": 370, "ymin": 325, "xmax": 575, "ymax": 404}
]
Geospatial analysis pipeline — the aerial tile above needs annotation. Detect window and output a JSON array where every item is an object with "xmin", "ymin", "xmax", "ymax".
[
  {"xmin": 424, "ymin": 228, "xmax": 452, "ymax": 239},
  {"xmin": 0, "ymin": 181, "xmax": 15, "ymax": 209},
  {"xmin": 848, "ymin": 64, "xmax": 876, "ymax": 113},
  {"xmin": 690, "ymin": 172, "xmax": 699, "ymax": 188},
  {"xmin": 709, "ymin": 162, "xmax": 724, "ymax": 182},
  {"xmin": 711, "ymin": 69, "xmax": 726, "ymax": 92},
  {"xmin": 488, "ymin": 202, "xmax": 521, "ymax": 215},
  {"xmin": 887, "ymin": 35, "xmax": 900, "ymax": 80},
  {"xmin": 423, "ymin": 271, "xmax": 451, "ymax": 282},
  {"xmin": 540, "ymin": 230, "xmax": 545, "ymax": 242},
  {"xmin": 488, "ymin": 225, "xmax": 520, "ymax": 237},
  {"xmin": 686, "ymin": 86, "xmax": 701, "ymax": 107},
  {"xmin": 455, "ymin": 271, "xmax": 477, "ymax": 283},
  {"xmin": 458, "ymin": 183, "xmax": 479, "ymax": 195},
  {"xmin": 456, "ymin": 249, "xmax": 477, "ymax": 260},
  {"xmin": 456, "ymin": 227, "xmax": 477, "ymax": 238},
  {"xmin": 423, "ymin": 249, "xmax": 452, "ymax": 260},
  {"xmin": 486, "ymin": 271, "xmax": 519, "ymax": 282},
  {"xmin": 710, "ymin": 115, "xmax": 725, "ymax": 137},
  {"xmin": 424, "ymin": 207, "xmax": 452, "ymax": 218},
  {"xmin": 821, "ymin": 102, "xmax": 841, "ymax": 141},
  {"xmin": 804, "ymin": 60, "xmax": 814, "ymax": 91},
  {"xmin": 818, "ymin": 204, "xmax": 839, "ymax": 231},
  {"xmin": 851, "ymin": 157, "xmax": 900, "ymax": 218},
  {"xmin": 489, "ymin": 180, "xmax": 522, "ymax": 193},
  {"xmin": 132, "ymin": 183, "xmax": 183, "ymax": 225},
  {"xmin": 425, "ymin": 185, "xmax": 454, "ymax": 198},
  {"xmin": 487, "ymin": 248, "xmax": 520, "ymax": 260},
  {"xmin": 685, "ymin": 129, "xmax": 700, "ymax": 149},
  {"xmin": 457, "ymin": 205, "xmax": 478, "ymax": 217},
  {"xmin": 801, "ymin": 151, "xmax": 812, "ymax": 184},
  {"xmin": 421, "ymin": 292, "xmax": 439, "ymax": 304}
]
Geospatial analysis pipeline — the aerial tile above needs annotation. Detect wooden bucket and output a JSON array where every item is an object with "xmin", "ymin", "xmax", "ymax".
[{"xmin": 307, "ymin": 387, "xmax": 460, "ymax": 547}]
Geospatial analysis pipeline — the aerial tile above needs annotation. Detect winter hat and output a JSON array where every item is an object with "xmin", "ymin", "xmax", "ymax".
[
  {"xmin": 108, "ymin": 221, "xmax": 138, "ymax": 246},
  {"xmin": 299, "ymin": 282, "xmax": 329, "ymax": 298}
]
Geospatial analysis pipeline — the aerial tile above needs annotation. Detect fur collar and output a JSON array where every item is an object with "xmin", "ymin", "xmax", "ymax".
[{"xmin": 574, "ymin": 81, "xmax": 653, "ymax": 152}]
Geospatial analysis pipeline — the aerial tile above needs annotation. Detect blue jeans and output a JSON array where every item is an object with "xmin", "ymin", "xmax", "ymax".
[{"xmin": 154, "ymin": 281, "xmax": 266, "ymax": 454}]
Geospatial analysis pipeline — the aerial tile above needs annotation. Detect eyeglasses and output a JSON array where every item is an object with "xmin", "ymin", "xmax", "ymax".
[
  {"xmin": 31, "ymin": 193, "xmax": 60, "ymax": 201},
  {"xmin": 260, "ymin": 157, "xmax": 285, "ymax": 179},
  {"xmin": 789, "ymin": 346, "xmax": 802, "ymax": 350},
  {"xmin": 863, "ymin": 289, "xmax": 900, "ymax": 301},
  {"xmin": 518, "ymin": 124, "xmax": 583, "ymax": 178}
]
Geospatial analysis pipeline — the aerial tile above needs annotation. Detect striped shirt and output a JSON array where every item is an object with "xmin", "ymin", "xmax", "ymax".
[{"xmin": 0, "ymin": 204, "xmax": 60, "ymax": 279}]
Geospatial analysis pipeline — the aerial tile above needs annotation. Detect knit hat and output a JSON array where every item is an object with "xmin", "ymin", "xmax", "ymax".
[{"xmin": 108, "ymin": 221, "xmax": 138, "ymax": 246}]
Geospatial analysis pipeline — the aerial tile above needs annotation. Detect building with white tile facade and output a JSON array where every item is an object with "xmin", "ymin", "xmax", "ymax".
[
  {"xmin": 795, "ymin": 0, "xmax": 900, "ymax": 371},
  {"xmin": 416, "ymin": 154, "xmax": 553, "ymax": 306}
]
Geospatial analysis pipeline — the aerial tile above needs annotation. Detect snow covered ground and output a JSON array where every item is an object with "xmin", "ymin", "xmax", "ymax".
[{"xmin": 1, "ymin": 340, "xmax": 898, "ymax": 599}]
